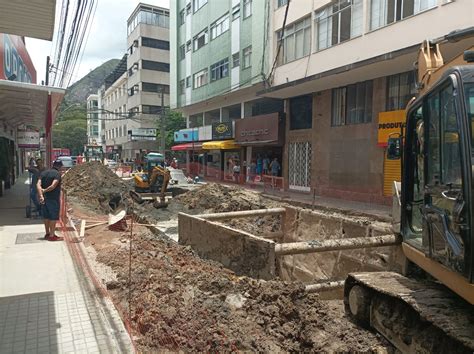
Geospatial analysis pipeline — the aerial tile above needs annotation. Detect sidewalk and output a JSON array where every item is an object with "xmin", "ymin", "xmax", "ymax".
[{"xmin": 0, "ymin": 176, "xmax": 132, "ymax": 354}]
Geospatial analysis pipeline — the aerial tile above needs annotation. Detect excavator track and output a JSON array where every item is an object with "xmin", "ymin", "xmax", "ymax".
[{"xmin": 344, "ymin": 272, "xmax": 474, "ymax": 353}]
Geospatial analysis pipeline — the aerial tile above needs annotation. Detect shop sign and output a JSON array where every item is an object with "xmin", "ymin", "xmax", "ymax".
[
  {"xmin": 212, "ymin": 122, "xmax": 233, "ymax": 140},
  {"xmin": 377, "ymin": 110, "xmax": 406, "ymax": 147},
  {"xmin": 174, "ymin": 128, "xmax": 198, "ymax": 142},
  {"xmin": 17, "ymin": 130, "xmax": 40, "ymax": 148},
  {"xmin": 128, "ymin": 128, "xmax": 157, "ymax": 141},
  {"xmin": 0, "ymin": 34, "xmax": 36, "ymax": 83},
  {"xmin": 235, "ymin": 113, "xmax": 280, "ymax": 144}
]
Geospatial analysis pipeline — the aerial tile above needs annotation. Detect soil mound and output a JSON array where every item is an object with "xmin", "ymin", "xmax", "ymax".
[
  {"xmin": 175, "ymin": 183, "xmax": 273, "ymax": 213},
  {"xmin": 96, "ymin": 229, "xmax": 388, "ymax": 352},
  {"xmin": 62, "ymin": 162, "xmax": 131, "ymax": 213}
]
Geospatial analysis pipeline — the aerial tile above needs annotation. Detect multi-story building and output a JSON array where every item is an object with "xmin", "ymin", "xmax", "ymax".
[
  {"xmin": 125, "ymin": 3, "xmax": 170, "ymax": 159},
  {"xmin": 260, "ymin": 0, "xmax": 474, "ymax": 204},
  {"xmin": 101, "ymin": 4, "xmax": 171, "ymax": 160},
  {"xmin": 170, "ymin": 0, "xmax": 284, "ymax": 181},
  {"xmin": 86, "ymin": 94, "xmax": 100, "ymax": 145},
  {"xmin": 171, "ymin": 0, "xmax": 473, "ymax": 204}
]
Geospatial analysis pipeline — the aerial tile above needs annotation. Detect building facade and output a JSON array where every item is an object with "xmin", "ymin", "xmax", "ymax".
[
  {"xmin": 86, "ymin": 94, "xmax": 100, "ymax": 145},
  {"xmin": 170, "ymin": 0, "xmax": 286, "ymax": 182},
  {"xmin": 261, "ymin": 0, "xmax": 474, "ymax": 204},
  {"xmin": 101, "ymin": 3, "xmax": 171, "ymax": 161}
]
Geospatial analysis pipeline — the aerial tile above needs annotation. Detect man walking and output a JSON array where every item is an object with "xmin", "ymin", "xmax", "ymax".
[
  {"xmin": 28, "ymin": 158, "xmax": 45, "ymax": 212},
  {"xmin": 270, "ymin": 157, "xmax": 281, "ymax": 177},
  {"xmin": 37, "ymin": 160, "xmax": 63, "ymax": 241}
]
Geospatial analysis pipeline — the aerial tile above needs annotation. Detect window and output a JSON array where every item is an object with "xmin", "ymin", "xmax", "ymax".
[
  {"xmin": 210, "ymin": 13, "xmax": 230, "ymax": 40},
  {"xmin": 186, "ymin": 40, "xmax": 191, "ymax": 52},
  {"xmin": 332, "ymin": 80, "xmax": 373, "ymax": 126},
  {"xmin": 193, "ymin": 0, "xmax": 207, "ymax": 12},
  {"xmin": 142, "ymin": 82, "xmax": 170, "ymax": 94},
  {"xmin": 141, "ymin": 60, "xmax": 170, "ymax": 72},
  {"xmin": 179, "ymin": 79, "xmax": 185, "ymax": 94},
  {"xmin": 232, "ymin": 4, "xmax": 240, "ymax": 20},
  {"xmin": 193, "ymin": 29, "xmax": 208, "ymax": 51},
  {"xmin": 290, "ymin": 95, "xmax": 313, "ymax": 130},
  {"xmin": 232, "ymin": 52, "xmax": 240, "ymax": 68},
  {"xmin": 278, "ymin": 17, "xmax": 311, "ymax": 65},
  {"xmin": 142, "ymin": 37, "xmax": 170, "ymax": 50},
  {"xmin": 193, "ymin": 69, "xmax": 208, "ymax": 88},
  {"xmin": 277, "ymin": 0, "xmax": 288, "ymax": 7},
  {"xmin": 315, "ymin": 0, "xmax": 362, "ymax": 51},
  {"xmin": 370, "ymin": 0, "xmax": 437, "ymax": 30},
  {"xmin": 387, "ymin": 71, "xmax": 416, "ymax": 111},
  {"xmin": 243, "ymin": 0, "xmax": 252, "ymax": 18},
  {"xmin": 210, "ymin": 58, "xmax": 229, "ymax": 81},
  {"xmin": 142, "ymin": 105, "xmax": 162, "ymax": 114},
  {"xmin": 243, "ymin": 46, "xmax": 252, "ymax": 69},
  {"xmin": 179, "ymin": 45, "xmax": 186, "ymax": 60},
  {"xmin": 179, "ymin": 9, "xmax": 185, "ymax": 25},
  {"xmin": 186, "ymin": 76, "xmax": 191, "ymax": 88}
]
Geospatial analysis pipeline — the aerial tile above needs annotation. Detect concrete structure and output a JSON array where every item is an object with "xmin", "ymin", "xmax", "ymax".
[
  {"xmin": 124, "ymin": 3, "xmax": 170, "ymax": 160},
  {"xmin": 101, "ymin": 4, "xmax": 171, "ymax": 160},
  {"xmin": 86, "ymin": 94, "xmax": 100, "ymax": 145},
  {"xmin": 261, "ymin": 0, "xmax": 474, "ymax": 203},
  {"xmin": 170, "ymin": 0, "xmax": 285, "ymax": 181}
]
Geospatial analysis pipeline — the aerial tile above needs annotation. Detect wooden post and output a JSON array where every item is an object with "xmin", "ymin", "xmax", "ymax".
[{"xmin": 305, "ymin": 280, "xmax": 345, "ymax": 293}]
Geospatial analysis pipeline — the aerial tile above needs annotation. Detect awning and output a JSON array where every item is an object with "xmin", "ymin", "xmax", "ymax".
[
  {"xmin": 0, "ymin": 0, "xmax": 56, "ymax": 40},
  {"xmin": 171, "ymin": 142, "xmax": 203, "ymax": 151},
  {"xmin": 0, "ymin": 80, "xmax": 65, "ymax": 129},
  {"xmin": 202, "ymin": 140, "xmax": 239, "ymax": 150}
]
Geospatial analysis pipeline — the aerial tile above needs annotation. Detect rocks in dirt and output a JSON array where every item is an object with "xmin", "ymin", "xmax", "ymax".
[
  {"xmin": 62, "ymin": 162, "xmax": 131, "ymax": 213},
  {"xmin": 95, "ymin": 229, "xmax": 389, "ymax": 352}
]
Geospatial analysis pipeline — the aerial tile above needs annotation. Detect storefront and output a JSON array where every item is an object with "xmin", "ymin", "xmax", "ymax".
[
  {"xmin": 378, "ymin": 110, "xmax": 405, "ymax": 196},
  {"xmin": 235, "ymin": 113, "xmax": 284, "ymax": 180}
]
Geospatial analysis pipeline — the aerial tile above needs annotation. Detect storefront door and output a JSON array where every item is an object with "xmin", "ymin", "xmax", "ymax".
[{"xmin": 288, "ymin": 141, "xmax": 312, "ymax": 191}]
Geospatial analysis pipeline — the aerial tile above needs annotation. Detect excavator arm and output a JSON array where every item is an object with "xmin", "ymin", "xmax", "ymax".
[{"xmin": 149, "ymin": 165, "xmax": 171, "ymax": 208}]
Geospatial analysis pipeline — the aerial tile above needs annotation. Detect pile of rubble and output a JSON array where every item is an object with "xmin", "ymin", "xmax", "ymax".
[
  {"xmin": 63, "ymin": 162, "xmax": 131, "ymax": 213},
  {"xmin": 94, "ymin": 228, "xmax": 389, "ymax": 352}
]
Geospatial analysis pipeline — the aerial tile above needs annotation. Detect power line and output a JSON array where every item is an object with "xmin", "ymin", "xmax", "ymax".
[{"xmin": 267, "ymin": 0, "xmax": 291, "ymax": 86}]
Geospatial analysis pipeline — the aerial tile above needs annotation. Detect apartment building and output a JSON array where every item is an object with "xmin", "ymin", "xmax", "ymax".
[
  {"xmin": 101, "ymin": 3, "xmax": 170, "ymax": 160},
  {"xmin": 86, "ymin": 94, "xmax": 100, "ymax": 145},
  {"xmin": 171, "ymin": 0, "xmax": 285, "ymax": 181},
  {"xmin": 259, "ymin": 0, "xmax": 474, "ymax": 204}
]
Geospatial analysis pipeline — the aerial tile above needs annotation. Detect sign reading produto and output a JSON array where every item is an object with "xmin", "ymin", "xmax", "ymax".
[
  {"xmin": 235, "ymin": 113, "xmax": 280, "ymax": 144},
  {"xmin": 377, "ymin": 110, "xmax": 406, "ymax": 147},
  {"xmin": 212, "ymin": 122, "xmax": 233, "ymax": 140},
  {"xmin": 17, "ymin": 130, "xmax": 40, "ymax": 148},
  {"xmin": 128, "ymin": 128, "xmax": 157, "ymax": 141},
  {"xmin": 1, "ymin": 34, "xmax": 36, "ymax": 83}
]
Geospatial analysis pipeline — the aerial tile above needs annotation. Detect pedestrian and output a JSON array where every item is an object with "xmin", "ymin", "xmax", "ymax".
[
  {"xmin": 28, "ymin": 158, "xmax": 45, "ymax": 212},
  {"xmin": 270, "ymin": 157, "xmax": 281, "ymax": 177},
  {"xmin": 37, "ymin": 160, "xmax": 63, "ymax": 241},
  {"xmin": 263, "ymin": 156, "xmax": 270, "ymax": 175},
  {"xmin": 256, "ymin": 155, "xmax": 263, "ymax": 176}
]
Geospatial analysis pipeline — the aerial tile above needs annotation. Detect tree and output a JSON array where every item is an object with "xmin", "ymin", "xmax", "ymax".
[
  {"xmin": 157, "ymin": 110, "xmax": 186, "ymax": 151},
  {"xmin": 52, "ymin": 119, "xmax": 87, "ymax": 155}
]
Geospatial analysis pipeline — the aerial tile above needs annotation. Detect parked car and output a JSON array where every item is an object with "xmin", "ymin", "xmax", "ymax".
[
  {"xmin": 71, "ymin": 156, "xmax": 78, "ymax": 165},
  {"xmin": 106, "ymin": 159, "xmax": 118, "ymax": 168},
  {"xmin": 57, "ymin": 156, "xmax": 74, "ymax": 168}
]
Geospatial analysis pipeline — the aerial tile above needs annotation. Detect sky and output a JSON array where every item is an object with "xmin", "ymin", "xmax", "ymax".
[{"xmin": 25, "ymin": 0, "xmax": 169, "ymax": 86}]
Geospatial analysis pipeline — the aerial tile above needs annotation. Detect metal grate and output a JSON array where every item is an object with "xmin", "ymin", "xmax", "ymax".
[
  {"xmin": 288, "ymin": 141, "xmax": 312, "ymax": 191},
  {"xmin": 15, "ymin": 233, "xmax": 47, "ymax": 244}
]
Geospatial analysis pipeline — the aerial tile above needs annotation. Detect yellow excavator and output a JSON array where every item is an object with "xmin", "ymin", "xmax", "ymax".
[
  {"xmin": 131, "ymin": 154, "xmax": 171, "ymax": 208},
  {"xmin": 344, "ymin": 29, "xmax": 474, "ymax": 352}
]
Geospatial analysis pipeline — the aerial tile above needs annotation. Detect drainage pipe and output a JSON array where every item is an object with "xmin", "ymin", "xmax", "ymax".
[
  {"xmin": 305, "ymin": 281, "xmax": 345, "ymax": 293},
  {"xmin": 199, "ymin": 208, "xmax": 286, "ymax": 220},
  {"xmin": 275, "ymin": 234, "xmax": 401, "ymax": 256}
]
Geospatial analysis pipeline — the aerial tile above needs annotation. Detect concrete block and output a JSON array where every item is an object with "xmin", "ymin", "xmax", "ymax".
[{"xmin": 178, "ymin": 213, "xmax": 276, "ymax": 280}]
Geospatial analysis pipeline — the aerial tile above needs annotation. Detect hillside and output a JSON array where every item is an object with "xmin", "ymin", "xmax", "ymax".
[{"xmin": 63, "ymin": 58, "xmax": 120, "ymax": 104}]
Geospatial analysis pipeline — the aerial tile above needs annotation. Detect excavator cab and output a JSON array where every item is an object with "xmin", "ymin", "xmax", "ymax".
[{"xmin": 401, "ymin": 66, "xmax": 474, "ymax": 297}]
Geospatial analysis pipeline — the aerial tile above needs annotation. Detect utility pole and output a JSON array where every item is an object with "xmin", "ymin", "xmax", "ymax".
[
  {"xmin": 45, "ymin": 56, "xmax": 50, "ymax": 86},
  {"xmin": 160, "ymin": 87, "xmax": 166, "ymax": 159}
]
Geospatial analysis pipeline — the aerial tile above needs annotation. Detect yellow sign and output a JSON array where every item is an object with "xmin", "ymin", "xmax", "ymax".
[
  {"xmin": 377, "ymin": 110, "xmax": 406, "ymax": 147},
  {"xmin": 216, "ymin": 124, "xmax": 229, "ymax": 134}
]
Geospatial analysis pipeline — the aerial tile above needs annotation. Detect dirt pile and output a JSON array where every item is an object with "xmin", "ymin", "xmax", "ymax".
[
  {"xmin": 63, "ymin": 162, "xmax": 131, "ymax": 213},
  {"xmin": 93, "ymin": 228, "xmax": 389, "ymax": 352},
  {"xmin": 175, "ymin": 183, "xmax": 275, "ymax": 213}
]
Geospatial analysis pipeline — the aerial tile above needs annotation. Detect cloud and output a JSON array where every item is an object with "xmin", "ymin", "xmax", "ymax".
[{"xmin": 26, "ymin": 0, "xmax": 169, "ymax": 86}]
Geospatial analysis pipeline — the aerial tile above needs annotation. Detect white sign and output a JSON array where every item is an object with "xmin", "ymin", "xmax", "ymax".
[
  {"xmin": 17, "ymin": 130, "xmax": 40, "ymax": 148},
  {"xmin": 128, "ymin": 128, "xmax": 157, "ymax": 141}
]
